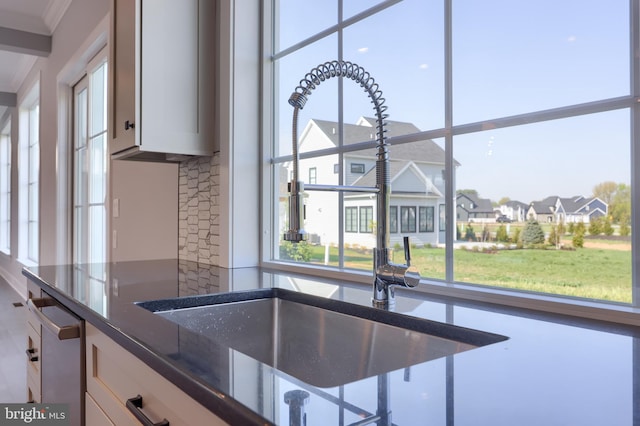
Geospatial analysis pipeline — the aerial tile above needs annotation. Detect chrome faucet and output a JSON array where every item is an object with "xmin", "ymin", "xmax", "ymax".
[{"xmin": 284, "ymin": 60, "xmax": 421, "ymax": 308}]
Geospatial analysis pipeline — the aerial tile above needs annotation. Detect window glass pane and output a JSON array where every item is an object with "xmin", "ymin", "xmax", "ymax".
[
  {"xmin": 74, "ymin": 149, "xmax": 87, "ymax": 206},
  {"xmin": 28, "ymin": 221, "xmax": 38, "ymax": 261},
  {"xmin": 452, "ymin": 0, "xmax": 629, "ymax": 124},
  {"xmin": 89, "ymin": 205, "xmax": 105, "ymax": 263},
  {"xmin": 89, "ymin": 134, "xmax": 106, "ymax": 204},
  {"xmin": 76, "ymin": 88, "xmax": 87, "ymax": 148},
  {"xmin": 90, "ymin": 63, "xmax": 107, "ymax": 135},
  {"xmin": 400, "ymin": 206, "xmax": 416, "ymax": 233},
  {"xmin": 359, "ymin": 206, "xmax": 373, "ymax": 233},
  {"xmin": 74, "ymin": 206, "xmax": 86, "ymax": 264},
  {"xmin": 276, "ymin": 0, "xmax": 337, "ymax": 53},
  {"xmin": 28, "ymin": 183, "xmax": 38, "ymax": 221},
  {"xmin": 453, "ymin": 110, "xmax": 631, "ymax": 303},
  {"xmin": 389, "ymin": 206, "xmax": 397, "ymax": 233},
  {"xmin": 345, "ymin": 207, "xmax": 357, "ymax": 233},
  {"xmin": 343, "ymin": 0, "xmax": 444, "ymax": 131}
]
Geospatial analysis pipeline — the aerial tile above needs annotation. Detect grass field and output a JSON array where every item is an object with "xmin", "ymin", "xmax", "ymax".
[{"xmin": 303, "ymin": 240, "xmax": 632, "ymax": 303}]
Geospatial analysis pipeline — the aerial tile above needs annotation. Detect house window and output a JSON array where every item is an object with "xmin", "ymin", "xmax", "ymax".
[
  {"xmin": 0, "ymin": 123, "xmax": 10, "ymax": 254},
  {"xmin": 345, "ymin": 207, "xmax": 357, "ymax": 233},
  {"xmin": 309, "ymin": 167, "xmax": 317, "ymax": 184},
  {"xmin": 18, "ymin": 83, "xmax": 39, "ymax": 265},
  {"xmin": 268, "ymin": 1, "xmax": 635, "ymax": 307},
  {"xmin": 73, "ymin": 50, "xmax": 108, "ymax": 265},
  {"xmin": 419, "ymin": 206, "xmax": 434, "ymax": 232},
  {"xmin": 334, "ymin": 164, "xmax": 339, "ymax": 174},
  {"xmin": 359, "ymin": 206, "xmax": 373, "ymax": 233},
  {"xmin": 389, "ymin": 206, "xmax": 398, "ymax": 234},
  {"xmin": 350, "ymin": 163, "xmax": 365, "ymax": 174},
  {"xmin": 400, "ymin": 207, "xmax": 416, "ymax": 233}
]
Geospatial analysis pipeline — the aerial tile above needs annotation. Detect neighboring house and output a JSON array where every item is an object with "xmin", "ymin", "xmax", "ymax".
[
  {"xmin": 497, "ymin": 200, "xmax": 528, "ymax": 222},
  {"xmin": 456, "ymin": 193, "xmax": 495, "ymax": 223},
  {"xmin": 527, "ymin": 196, "xmax": 559, "ymax": 223},
  {"xmin": 555, "ymin": 196, "xmax": 608, "ymax": 223},
  {"xmin": 526, "ymin": 196, "xmax": 608, "ymax": 224},
  {"xmin": 288, "ymin": 117, "xmax": 456, "ymax": 248}
]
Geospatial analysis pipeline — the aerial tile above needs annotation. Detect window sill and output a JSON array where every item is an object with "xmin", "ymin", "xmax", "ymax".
[
  {"xmin": 261, "ymin": 260, "xmax": 640, "ymax": 327},
  {"xmin": 18, "ymin": 258, "xmax": 37, "ymax": 269}
]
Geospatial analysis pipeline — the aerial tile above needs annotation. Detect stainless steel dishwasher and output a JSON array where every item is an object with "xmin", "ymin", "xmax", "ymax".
[{"xmin": 28, "ymin": 290, "xmax": 85, "ymax": 426}]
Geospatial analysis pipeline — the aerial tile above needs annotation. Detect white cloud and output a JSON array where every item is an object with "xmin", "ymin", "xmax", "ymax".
[
  {"xmin": 419, "ymin": 63, "xmax": 429, "ymax": 70},
  {"xmin": 567, "ymin": 35, "xmax": 577, "ymax": 42},
  {"xmin": 358, "ymin": 47, "xmax": 369, "ymax": 53}
]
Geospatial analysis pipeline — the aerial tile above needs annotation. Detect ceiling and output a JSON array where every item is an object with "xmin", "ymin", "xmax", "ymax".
[{"xmin": 0, "ymin": 0, "xmax": 71, "ymax": 122}]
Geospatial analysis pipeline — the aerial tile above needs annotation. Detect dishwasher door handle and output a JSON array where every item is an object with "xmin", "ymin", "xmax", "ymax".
[{"xmin": 27, "ymin": 298, "xmax": 81, "ymax": 340}]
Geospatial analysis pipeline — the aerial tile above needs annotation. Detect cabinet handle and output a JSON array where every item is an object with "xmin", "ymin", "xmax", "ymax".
[
  {"xmin": 125, "ymin": 120, "xmax": 135, "ymax": 130},
  {"xmin": 25, "ymin": 348, "xmax": 38, "ymax": 362},
  {"xmin": 126, "ymin": 395, "xmax": 169, "ymax": 426}
]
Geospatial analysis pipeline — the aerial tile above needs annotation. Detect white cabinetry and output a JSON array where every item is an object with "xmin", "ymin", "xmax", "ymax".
[
  {"xmin": 85, "ymin": 322, "xmax": 228, "ymax": 425},
  {"xmin": 110, "ymin": 0, "xmax": 215, "ymax": 161}
]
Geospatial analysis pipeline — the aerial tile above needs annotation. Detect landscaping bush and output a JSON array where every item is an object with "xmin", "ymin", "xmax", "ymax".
[
  {"xmin": 280, "ymin": 240, "xmax": 312, "ymax": 262},
  {"xmin": 572, "ymin": 222, "xmax": 586, "ymax": 248},
  {"xmin": 496, "ymin": 225, "xmax": 509, "ymax": 242},
  {"xmin": 464, "ymin": 225, "xmax": 477, "ymax": 242},
  {"xmin": 589, "ymin": 218, "xmax": 603, "ymax": 236}
]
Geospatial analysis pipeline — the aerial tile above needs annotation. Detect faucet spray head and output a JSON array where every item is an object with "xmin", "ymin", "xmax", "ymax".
[{"xmin": 288, "ymin": 92, "xmax": 308, "ymax": 109}]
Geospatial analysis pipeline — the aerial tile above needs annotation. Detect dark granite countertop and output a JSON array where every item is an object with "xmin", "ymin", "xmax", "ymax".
[{"xmin": 23, "ymin": 259, "xmax": 640, "ymax": 425}]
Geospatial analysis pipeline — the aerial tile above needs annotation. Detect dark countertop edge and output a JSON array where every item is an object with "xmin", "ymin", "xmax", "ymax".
[{"xmin": 22, "ymin": 268, "xmax": 274, "ymax": 426}]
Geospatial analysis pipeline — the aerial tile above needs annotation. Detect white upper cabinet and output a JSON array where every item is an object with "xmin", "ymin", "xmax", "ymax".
[{"xmin": 110, "ymin": 0, "xmax": 215, "ymax": 161}]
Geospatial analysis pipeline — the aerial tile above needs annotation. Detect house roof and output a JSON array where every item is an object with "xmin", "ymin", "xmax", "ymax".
[
  {"xmin": 456, "ymin": 193, "xmax": 494, "ymax": 213},
  {"xmin": 352, "ymin": 160, "xmax": 442, "ymax": 196},
  {"xmin": 504, "ymin": 200, "xmax": 528, "ymax": 210},
  {"xmin": 310, "ymin": 117, "xmax": 453, "ymax": 165}
]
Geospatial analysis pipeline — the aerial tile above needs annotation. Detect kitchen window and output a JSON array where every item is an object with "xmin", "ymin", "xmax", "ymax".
[
  {"xmin": 266, "ymin": 0, "xmax": 636, "ymax": 311},
  {"xmin": 18, "ymin": 82, "xmax": 39, "ymax": 265},
  {"xmin": 309, "ymin": 167, "xmax": 317, "ymax": 184},
  {"xmin": 72, "ymin": 50, "xmax": 108, "ymax": 266},
  {"xmin": 0, "ymin": 122, "xmax": 10, "ymax": 254}
]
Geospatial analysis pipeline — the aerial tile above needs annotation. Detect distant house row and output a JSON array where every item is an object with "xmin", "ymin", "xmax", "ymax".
[{"xmin": 457, "ymin": 193, "xmax": 608, "ymax": 224}]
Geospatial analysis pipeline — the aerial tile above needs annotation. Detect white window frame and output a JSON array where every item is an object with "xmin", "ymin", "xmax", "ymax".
[
  {"xmin": 260, "ymin": 1, "xmax": 640, "ymax": 325},
  {"xmin": 0, "ymin": 121, "xmax": 10, "ymax": 254},
  {"xmin": 72, "ymin": 49, "xmax": 108, "ymax": 266},
  {"xmin": 18, "ymin": 82, "xmax": 39, "ymax": 266}
]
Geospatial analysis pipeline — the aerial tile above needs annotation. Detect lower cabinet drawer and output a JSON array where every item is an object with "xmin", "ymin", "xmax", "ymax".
[
  {"xmin": 85, "ymin": 392, "xmax": 115, "ymax": 426},
  {"xmin": 85, "ymin": 323, "xmax": 228, "ymax": 426}
]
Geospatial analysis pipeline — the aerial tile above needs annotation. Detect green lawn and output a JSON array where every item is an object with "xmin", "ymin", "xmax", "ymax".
[{"xmin": 305, "ymin": 244, "xmax": 632, "ymax": 303}]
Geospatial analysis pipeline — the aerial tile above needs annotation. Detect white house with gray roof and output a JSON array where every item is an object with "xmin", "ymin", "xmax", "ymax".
[{"xmin": 287, "ymin": 117, "xmax": 456, "ymax": 249}]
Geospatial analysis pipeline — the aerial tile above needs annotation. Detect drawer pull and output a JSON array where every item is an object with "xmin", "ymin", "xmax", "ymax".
[
  {"xmin": 25, "ymin": 348, "xmax": 38, "ymax": 362},
  {"xmin": 126, "ymin": 395, "xmax": 169, "ymax": 426}
]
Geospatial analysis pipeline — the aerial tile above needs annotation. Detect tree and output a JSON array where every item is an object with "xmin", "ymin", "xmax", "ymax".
[
  {"xmin": 592, "ymin": 181, "xmax": 617, "ymax": 205},
  {"xmin": 498, "ymin": 197, "xmax": 511, "ymax": 205},
  {"xmin": 457, "ymin": 189, "xmax": 479, "ymax": 199},
  {"xmin": 573, "ymin": 222, "xmax": 586, "ymax": 248},
  {"xmin": 588, "ymin": 217, "xmax": 603, "ymax": 236},
  {"xmin": 609, "ymin": 183, "xmax": 631, "ymax": 225},
  {"xmin": 522, "ymin": 219, "xmax": 545, "ymax": 246}
]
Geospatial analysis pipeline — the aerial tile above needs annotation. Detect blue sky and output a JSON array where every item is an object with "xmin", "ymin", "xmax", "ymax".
[{"xmin": 275, "ymin": 0, "xmax": 631, "ymax": 203}]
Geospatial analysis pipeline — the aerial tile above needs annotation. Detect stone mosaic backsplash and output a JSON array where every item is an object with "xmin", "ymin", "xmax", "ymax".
[{"xmin": 178, "ymin": 153, "xmax": 220, "ymax": 264}]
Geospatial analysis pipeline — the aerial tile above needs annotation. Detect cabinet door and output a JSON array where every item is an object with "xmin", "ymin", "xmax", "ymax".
[
  {"xmin": 110, "ymin": 0, "xmax": 137, "ymax": 154},
  {"xmin": 140, "ymin": 0, "xmax": 213, "ymax": 156}
]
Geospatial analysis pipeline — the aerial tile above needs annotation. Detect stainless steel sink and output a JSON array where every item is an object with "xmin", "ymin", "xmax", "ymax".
[{"xmin": 137, "ymin": 288, "xmax": 507, "ymax": 388}]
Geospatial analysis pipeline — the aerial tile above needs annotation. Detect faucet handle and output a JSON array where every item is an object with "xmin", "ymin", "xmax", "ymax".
[{"xmin": 403, "ymin": 236, "xmax": 411, "ymax": 266}]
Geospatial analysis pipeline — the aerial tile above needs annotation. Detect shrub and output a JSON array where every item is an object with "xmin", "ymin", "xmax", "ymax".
[
  {"xmin": 588, "ymin": 218, "xmax": 603, "ymax": 235},
  {"xmin": 280, "ymin": 240, "xmax": 312, "ymax": 262},
  {"xmin": 603, "ymin": 219, "xmax": 614, "ymax": 236},
  {"xmin": 568, "ymin": 222, "xmax": 575, "ymax": 234},
  {"xmin": 548, "ymin": 225, "xmax": 557, "ymax": 246},
  {"xmin": 465, "ymin": 225, "xmax": 476, "ymax": 242},
  {"xmin": 620, "ymin": 222, "xmax": 631, "ymax": 236},
  {"xmin": 572, "ymin": 222, "xmax": 586, "ymax": 248},
  {"xmin": 522, "ymin": 219, "xmax": 545, "ymax": 246},
  {"xmin": 496, "ymin": 225, "xmax": 509, "ymax": 242}
]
